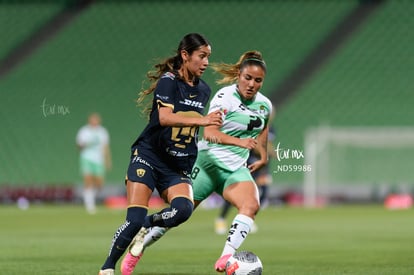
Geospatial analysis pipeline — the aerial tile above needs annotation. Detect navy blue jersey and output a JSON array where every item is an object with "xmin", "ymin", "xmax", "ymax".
[{"xmin": 132, "ymin": 72, "xmax": 211, "ymax": 173}]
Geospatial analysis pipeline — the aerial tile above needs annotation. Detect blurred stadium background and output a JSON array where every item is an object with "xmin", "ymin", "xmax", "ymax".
[{"xmin": 1, "ymin": 0, "xmax": 413, "ymax": 207}]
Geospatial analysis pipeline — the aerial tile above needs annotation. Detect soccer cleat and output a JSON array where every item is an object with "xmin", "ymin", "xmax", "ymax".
[
  {"xmin": 120, "ymin": 251, "xmax": 143, "ymax": 275},
  {"xmin": 215, "ymin": 218, "xmax": 228, "ymax": 235},
  {"xmin": 130, "ymin": 227, "xmax": 148, "ymax": 256},
  {"xmin": 120, "ymin": 227, "xmax": 148, "ymax": 275},
  {"xmin": 98, "ymin": 269, "xmax": 114, "ymax": 275},
  {"xmin": 214, "ymin": 254, "xmax": 232, "ymax": 272}
]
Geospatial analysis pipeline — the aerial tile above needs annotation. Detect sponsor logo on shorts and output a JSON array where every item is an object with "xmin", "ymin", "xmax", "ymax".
[
  {"xmin": 132, "ymin": 155, "xmax": 153, "ymax": 169},
  {"xmin": 136, "ymin": 168, "xmax": 146, "ymax": 177},
  {"xmin": 166, "ymin": 148, "xmax": 189, "ymax": 157}
]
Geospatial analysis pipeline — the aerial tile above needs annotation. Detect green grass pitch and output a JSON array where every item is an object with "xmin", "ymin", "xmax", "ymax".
[{"xmin": 1, "ymin": 204, "xmax": 414, "ymax": 274}]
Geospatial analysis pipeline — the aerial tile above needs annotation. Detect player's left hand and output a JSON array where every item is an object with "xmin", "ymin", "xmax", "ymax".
[{"xmin": 248, "ymin": 159, "xmax": 267, "ymax": 173}]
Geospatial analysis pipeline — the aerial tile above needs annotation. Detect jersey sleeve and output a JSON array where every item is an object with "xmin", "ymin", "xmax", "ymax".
[
  {"xmin": 264, "ymin": 97, "xmax": 274, "ymax": 126},
  {"xmin": 76, "ymin": 127, "xmax": 87, "ymax": 146},
  {"xmin": 154, "ymin": 72, "xmax": 177, "ymax": 110},
  {"xmin": 208, "ymin": 87, "xmax": 233, "ymax": 117}
]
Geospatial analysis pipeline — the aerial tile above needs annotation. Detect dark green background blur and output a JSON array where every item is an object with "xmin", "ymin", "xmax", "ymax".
[{"xmin": 1, "ymin": 0, "xmax": 413, "ymax": 189}]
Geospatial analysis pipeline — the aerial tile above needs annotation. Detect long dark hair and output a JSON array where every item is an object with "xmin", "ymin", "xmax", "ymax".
[{"xmin": 137, "ymin": 33, "xmax": 210, "ymax": 115}]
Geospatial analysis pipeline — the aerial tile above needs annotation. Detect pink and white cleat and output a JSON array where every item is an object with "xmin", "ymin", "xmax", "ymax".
[
  {"xmin": 214, "ymin": 254, "xmax": 232, "ymax": 272},
  {"xmin": 120, "ymin": 251, "xmax": 143, "ymax": 275},
  {"xmin": 120, "ymin": 227, "xmax": 147, "ymax": 275}
]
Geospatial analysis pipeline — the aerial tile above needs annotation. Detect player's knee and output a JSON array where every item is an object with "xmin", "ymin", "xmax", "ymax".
[
  {"xmin": 167, "ymin": 197, "xmax": 194, "ymax": 227},
  {"xmin": 239, "ymin": 200, "xmax": 260, "ymax": 217},
  {"xmin": 126, "ymin": 206, "xmax": 148, "ymax": 234},
  {"xmin": 250, "ymin": 202, "xmax": 261, "ymax": 216}
]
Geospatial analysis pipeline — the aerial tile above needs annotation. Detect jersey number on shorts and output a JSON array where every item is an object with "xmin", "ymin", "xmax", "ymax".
[{"xmin": 190, "ymin": 166, "xmax": 200, "ymax": 179}]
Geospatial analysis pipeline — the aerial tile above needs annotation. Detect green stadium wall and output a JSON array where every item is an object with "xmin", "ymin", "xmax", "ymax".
[{"xmin": 5, "ymin": 1, "xmax": 413, "ymax": 188}]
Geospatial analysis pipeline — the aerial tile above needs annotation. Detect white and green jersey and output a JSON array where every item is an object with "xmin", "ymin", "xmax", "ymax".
[
  {"xmin": 198, "ymin": 84, "xmax": 272, "ymax": 171},
  {"xmin": 76, "ymin": 125, "xmax": 109, "ymax": 165}
]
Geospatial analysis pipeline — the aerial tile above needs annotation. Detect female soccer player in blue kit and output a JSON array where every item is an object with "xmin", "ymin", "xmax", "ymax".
[
  {"xmin": 121, "ymin": 50, "xmax": 273, "ymax": 274},
  {"xmin": 99, "ymin": 33, "xmax": 223, "ymax": 275}
]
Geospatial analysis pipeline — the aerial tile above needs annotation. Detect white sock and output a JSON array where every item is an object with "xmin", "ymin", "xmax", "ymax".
[
  {"xmin": 221, "ymin": 214, "xmax": 254, "ymax": 256},
  {"xmin": 143, "ymin": 226, "xmax": 168, "ymax": 248},
  {"xmin": 83, "ymin": 188, "xmax": 96, "ymax": 213}
]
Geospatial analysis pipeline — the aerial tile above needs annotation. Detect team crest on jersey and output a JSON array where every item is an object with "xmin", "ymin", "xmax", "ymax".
[
  {"xmin": 259, "ymin": 104, "xmax": 268, "ymax": 115},
  {"xmin": 136, "ymin": 168, "xmax": 146, "ymax": 177},
  {"xmin": 220, "ymin": 107, "xmax": 228, "ymax": 115}
]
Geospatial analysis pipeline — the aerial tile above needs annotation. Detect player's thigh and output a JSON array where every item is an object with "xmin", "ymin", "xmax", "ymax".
[
  {"xmin": 222, "ymin": 168, "xmax": 260, "ymax": 215},
  {"xmin": 161, "ymin": 183, "xmax": 194, "ymax": 203},
  {"xmin": 223, "ymin": 181, "xmax": 259, "ymax": 207},
  {"xmin": 126, "ymin": 180, "xmax": 153, "ymax": 207},
  {"xmin": 92, "ymin": 176, "xmax": 104, "ymax": 188},
  {"xmin": 83, "ymin": 174, "xmax": 95, "ymax": 188}
]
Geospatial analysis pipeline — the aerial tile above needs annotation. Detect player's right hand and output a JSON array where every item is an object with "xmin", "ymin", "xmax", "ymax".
[
  {"xmin": 239, "ymin": 137, "xmax": 257, "ymax": 150},
  {"xmin": 202, "ymin": 110, "xmax": 223, "ymax": 126}
]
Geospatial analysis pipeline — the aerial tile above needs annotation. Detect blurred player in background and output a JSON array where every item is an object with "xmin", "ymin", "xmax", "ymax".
[
  {"xmin": 99, "ymin": 33, "xmax": 223, "ymax": 275},
  {"xmin": 121, "ymin": 50, "xmax": 273, "ymax": 274},
  {"xmin": 76, "ymin": 112, "xmax": 111, "ymax": 214},
  {"xmin": 215, "ymin": 124, "xmax": 275, "ymax": 235}
]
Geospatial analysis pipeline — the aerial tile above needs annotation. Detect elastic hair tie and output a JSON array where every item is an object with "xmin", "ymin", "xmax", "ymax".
[{"xmin": 242, "ymin": 58, "xmax": 266, "ymax": 67}]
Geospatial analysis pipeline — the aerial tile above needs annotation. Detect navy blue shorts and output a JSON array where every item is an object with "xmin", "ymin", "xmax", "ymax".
[{"xmin": 126, "ymin": 145, "xmax": 192, "ymax": 194}]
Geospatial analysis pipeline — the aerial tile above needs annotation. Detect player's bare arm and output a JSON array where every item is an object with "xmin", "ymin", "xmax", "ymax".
[
  {"xmin": 159, "ymin": 107, "xmax": 222, "ymax": 127},
  {"xmin": 204, "ymin": 124, "xmax": 257, "ymax": 149},
  {"xmin": 247, "ymin": 126, "xmax": 269, "ymax": 173}
]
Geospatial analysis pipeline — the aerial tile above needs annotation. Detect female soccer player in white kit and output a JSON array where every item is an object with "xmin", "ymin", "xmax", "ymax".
[
  {"xmin": 121, "ymin": 50, "xmax": 273, "ymax": 274},
  {"xmin": 76, "ymin": 113, "xmax": 111, "ymax": 214}
]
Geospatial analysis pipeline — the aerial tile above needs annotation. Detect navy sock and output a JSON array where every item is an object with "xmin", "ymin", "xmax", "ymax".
[
  {"xmin": 219, "ymin": 201, "xmax": 232, "ymax": 219},
  {"xmin": 146, "ymin": 197, "xmax": 193, "ymax": 228},
  {"xmin": 259, "ymin": 185, "xmax": 268, "ymax": 205},
  {"xmin": 101, "ymin": 206, "xmax": 147, "ymax": 270}
]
